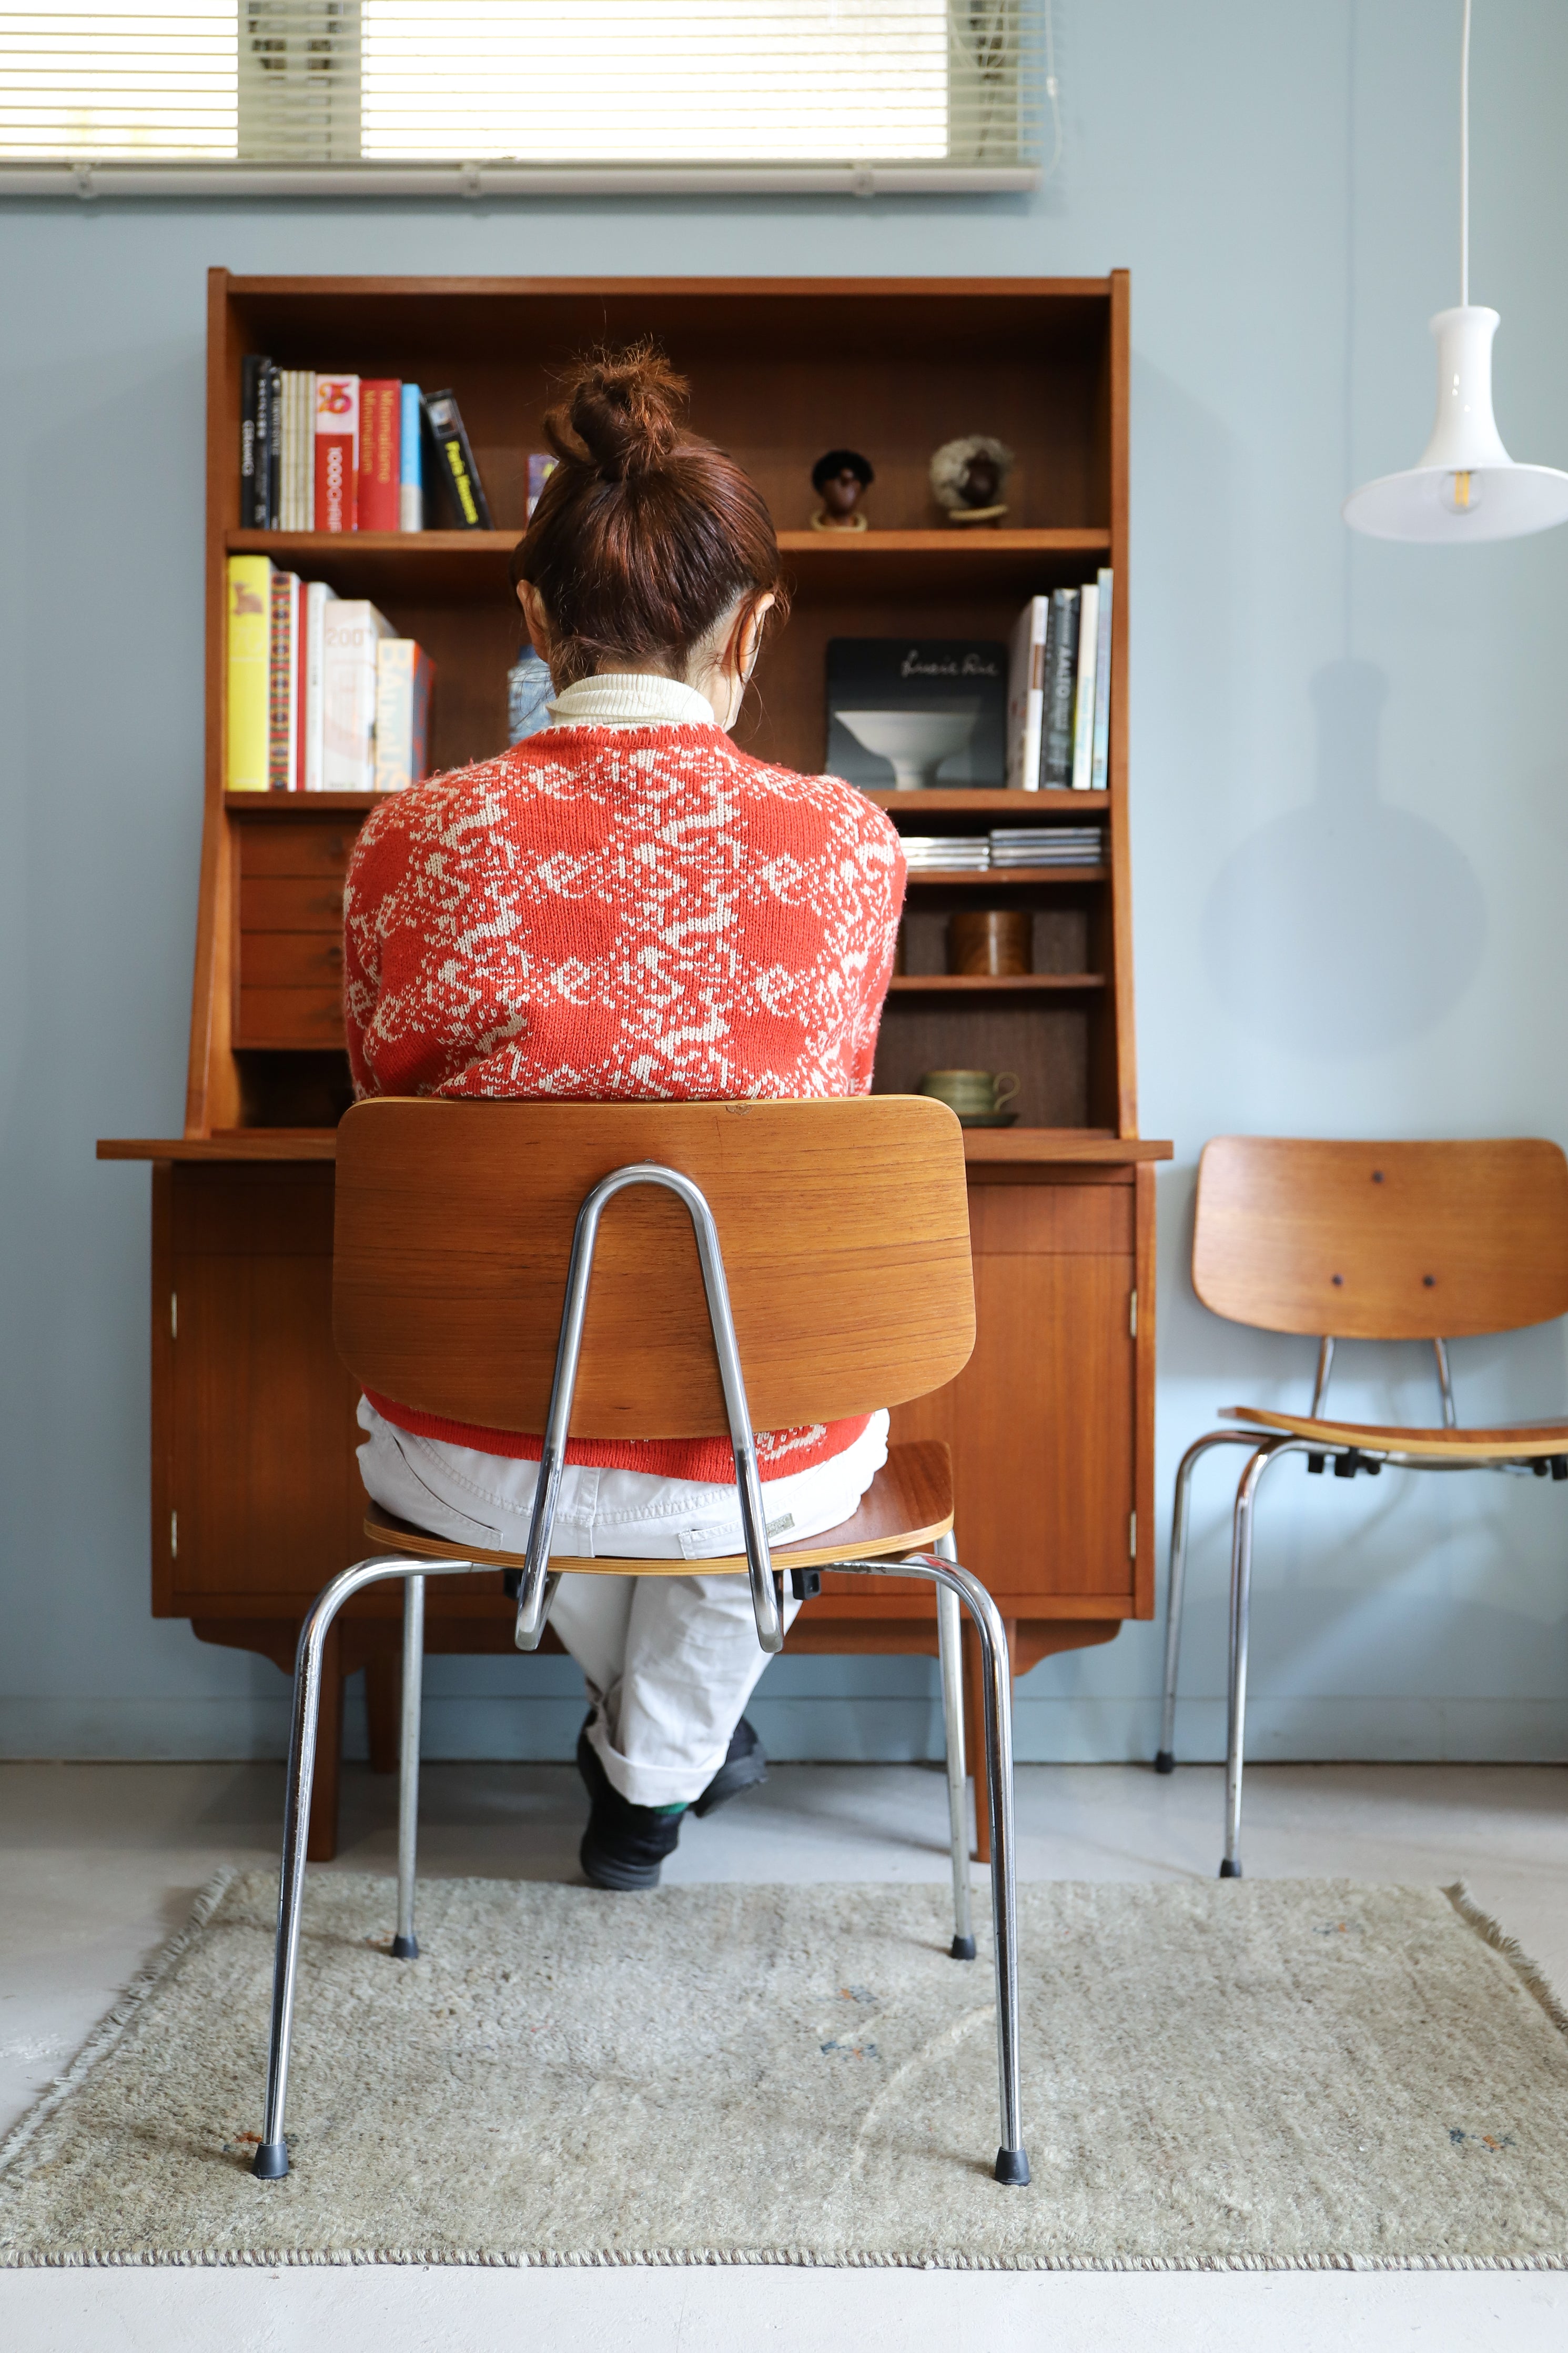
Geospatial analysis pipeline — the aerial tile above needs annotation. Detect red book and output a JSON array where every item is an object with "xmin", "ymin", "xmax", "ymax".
[
  {"xmin": 313, "ymin": 374, "xmax": 360, "ymax": 532},
  {"xmin": 358, "ymin": 379, "xmax": 401, "ymax": 532}
]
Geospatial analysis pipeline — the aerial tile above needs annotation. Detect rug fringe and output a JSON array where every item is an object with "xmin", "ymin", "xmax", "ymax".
[
  {"xmin": 1443, "ymin": 1882, "xmax": 1568, "ymax": 2037},
  {"xmin": 4, "ymin": 2246, "xmax": 1567, "ymax": 2272},
  {"xmin": 0, "ymin": 1866, "xmax": 240, "ymax": 2181}
]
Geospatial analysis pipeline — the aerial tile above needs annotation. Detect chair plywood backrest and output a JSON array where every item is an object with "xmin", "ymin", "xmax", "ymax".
[
  {"xmin": 1191, "ymin": 1136, "xmax": 1568, "ymax": 1340},
  {"xmin": 333, "ymin": 1095, "xmax": 975, "ymax": 1437}
]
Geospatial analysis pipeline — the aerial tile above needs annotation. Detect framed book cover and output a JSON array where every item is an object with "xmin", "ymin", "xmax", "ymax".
[{"xmin": 824, "ymin": 638, "xmax": 1008, "ymax": 791}]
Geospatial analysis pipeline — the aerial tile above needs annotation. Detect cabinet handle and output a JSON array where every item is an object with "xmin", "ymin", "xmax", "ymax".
[
  {"xmin": 170, "ymin": 1291, "xmax": 178, "ymax": 1341},
  {"xmin": 1128, "ymin": 1289, "xmax": 1137, "ymax": 1338},
  {"xmin": 1129, "ymin": 1511, "xmax": 1137, "ymax": 1560},
  {"xmin": 170, "ymin": 1510, "xmax": 179, "ymax": 1560}
]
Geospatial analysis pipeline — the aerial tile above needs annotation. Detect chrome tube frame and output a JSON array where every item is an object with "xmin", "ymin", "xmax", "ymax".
[
  {"xmin": 251, "ymin": 1543, "xmax": 1028, "ymax": 2188},
  {"xmin": 513, "ymin": 1163, "xmax": 783, "ymax": 1658},
  {"xmin": 391, "ymin": 1572, "xmax": 425, "ymax": 1960},
  {"xmin": 1220, "ymin": 1436, "xmax": 1314, "ymax": 1878},
  {"xmin": 250, "ymin": 1552, "xmax": 488, "ymax": 2180},
  {"xmin": 1433, "ymin": 1337, "xmax": 1458, "ymax": 1427},
  {"xmin": 930, "ymin": 1531, "xmax": 975, "ymax": 1960},
  {"xmin": 1156, "ymin": 1429, "xmax": 1270, "ymax": 1772},
  {"xmin": 1309, "ymin": 1335, "xmax": 1337, "ymax": 1418}
]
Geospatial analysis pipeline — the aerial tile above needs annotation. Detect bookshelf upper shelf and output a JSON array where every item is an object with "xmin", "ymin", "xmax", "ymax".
[{"xmin": 224, "ymin": 527, "xmax": 1113, "ymax": 604}]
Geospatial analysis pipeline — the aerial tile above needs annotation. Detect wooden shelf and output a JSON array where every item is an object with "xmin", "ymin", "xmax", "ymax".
[
  {"xmin": 97, "ymin": 1127, "xmax": 1171, "ymax": 1167},
  {"xmin": 905, "ymin": 867, "xmax": 1106, "ymax": 887},
  {"xmin": 888, "ymin": 973, "xmax": 1105, "ymax": 993},
  {"xmin": 868, "ymin": 790, "xmax": 1108, "ymax": 815},
  {"xmin": 224, "ymin": 525, "xmax": 1110, "ymax": 606},
  {"xmin": 226, "ymin": 790, "xmax": 381, "ymax": 814}
]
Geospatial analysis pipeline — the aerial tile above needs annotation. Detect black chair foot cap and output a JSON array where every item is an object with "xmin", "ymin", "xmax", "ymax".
[
  {"xmin": 389, "ymin": 1933, "xmax": 419, "ymax": 1960},
  {"xmin": 250, "ymin": 2140, "xmax": 289, "ymax": 2180},
  {"xmin": 1153, "ymin": 1750, "xmax": 1176, "ymax": 1775},
  {"xmin": 950, "ymin": 1934, "xmax": 977, "ymax": 1961},
  {"xmin": 1218, "ymin": 1857, "xmax": 1242, "ymax": 1878},
  {"xmin": 994, "ymin": 2147, "xmax": 1031, "ymax": 2187}
]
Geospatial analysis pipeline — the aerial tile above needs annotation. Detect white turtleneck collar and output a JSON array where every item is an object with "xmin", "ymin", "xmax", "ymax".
[{"xmin": 548, "ymin": 672, "xmax": 717, "ymax": 729}]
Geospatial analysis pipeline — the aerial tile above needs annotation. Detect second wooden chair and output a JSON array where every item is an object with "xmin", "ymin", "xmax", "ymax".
[{"xmin": 1159, "ymin": 1134, "xmax": 1568, "ymax": 1877}]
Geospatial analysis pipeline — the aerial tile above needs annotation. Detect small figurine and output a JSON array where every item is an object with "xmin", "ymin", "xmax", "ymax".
[
  {"xmin": 811, "ymin": 448, "xmax": 875, "ymax": 532},
  {"xmin": 929, "ymin": 434, "xmax": 1015, "ymax": 526}
]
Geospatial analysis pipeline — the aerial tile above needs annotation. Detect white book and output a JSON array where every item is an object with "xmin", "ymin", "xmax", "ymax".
[
  {"xmin": 278, "ymin": 375, "xmax": 292, "ymax": 530},
  {"xmin": 1005, "ymin": 595, "xmax": 1049, "ymax": 792},
  {"xmin": 305, "ymin": 372, "xmax": 318, "ymax": 529},
  {"xmin": 322, "ymin": 599, "xmax": 396, "ymax": 791},
  {"xmin": 1089, "ymin": 567, "xmax": 1114, "ymax": 791},
  {"xmin": 1070, "ymin": 580, "xmax": 1099, "ymax": 792},
  {"xmin": 301, "ymin": 579, "xmax": 338, "ymax": 791}
]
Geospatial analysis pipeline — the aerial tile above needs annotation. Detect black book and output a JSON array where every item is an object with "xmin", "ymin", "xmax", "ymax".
[
  {"xmin": 825, "ymin": 636, "xmax": 1008, "ymax": 790},
  {"xmin": 1041, "ymin": 588, "xmax": 1081, "ymax": 787},
  {"xmin": 422, "ymin": 389, "xmax": 492, "ymax": 529},
  {"xmin": 240, "ymin": 355, "xmax": 265, "ymax": 527},
  {"xmin": 262, "ymin": 361, "xmax": 282, "ymax": 531}
]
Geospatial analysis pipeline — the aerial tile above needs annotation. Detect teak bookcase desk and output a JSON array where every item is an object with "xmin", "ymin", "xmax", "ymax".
[{"xmin": 99, "ymin": 273, "xmax": 1171, "ymax": 1858}]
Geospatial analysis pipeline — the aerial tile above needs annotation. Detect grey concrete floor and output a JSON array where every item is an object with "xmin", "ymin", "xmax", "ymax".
[{"xmin": 3, "ymin": 1758, "xmax": 1567, "ymax": 2349}]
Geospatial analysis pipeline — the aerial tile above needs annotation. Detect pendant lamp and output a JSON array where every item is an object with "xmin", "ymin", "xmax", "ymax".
[{"xmin": 1343, "ymin": 0, "xmax": 1568, "ymax": 542}]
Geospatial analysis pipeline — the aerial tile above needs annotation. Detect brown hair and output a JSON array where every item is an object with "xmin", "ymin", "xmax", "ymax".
[{"xmin": 509, "ymin": 343, "xmax": 787, "ymax": 689}]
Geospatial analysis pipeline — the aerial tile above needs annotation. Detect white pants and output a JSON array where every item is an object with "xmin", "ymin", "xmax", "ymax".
[{"xmin": 356, "ymin": 1403, "xmax": 889, "ymax": 1806}]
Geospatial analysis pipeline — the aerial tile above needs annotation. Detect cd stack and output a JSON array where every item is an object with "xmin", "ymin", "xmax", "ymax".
[
  {"xmin": 901, "ymin": 835, "xmax": 992, "ymax": 874},
  {"xmin": 990, "ymin": 827, "xmax": 1102, "ymax": 870}
]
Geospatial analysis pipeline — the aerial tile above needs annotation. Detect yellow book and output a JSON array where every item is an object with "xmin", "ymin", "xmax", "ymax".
[{"xmin": 226, "ymin": 555, "xmax": 273, "ymax": 791}]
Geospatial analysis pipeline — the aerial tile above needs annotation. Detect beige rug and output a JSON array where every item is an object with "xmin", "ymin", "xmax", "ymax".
[{"xmin": 3, "ymin": 1871, "xmax": 1567, "ymax": 2270}]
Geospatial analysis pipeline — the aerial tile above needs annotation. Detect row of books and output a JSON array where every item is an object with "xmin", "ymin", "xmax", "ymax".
[
  {"xmin": 240, "ymin": 363, "xmax": 494, "ymax": 534},
  {"xmin": 901, "ymin": 827, "xmax": 1104, "ymax": 875},
  {"xmin": 225, "ymin": 555, "xmax": 434, "ymax": 795},
  {"xmin": 1007, "ymin": 572, "xmax": 1114, "ymax": 792}
]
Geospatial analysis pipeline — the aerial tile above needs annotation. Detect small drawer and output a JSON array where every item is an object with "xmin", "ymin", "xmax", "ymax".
[
  {"xmin": 237, "ymin": 820, "xmax": 361, "ymax": 880},
  {"xmin": 241, "ymin": 933, "xmax": 344, "ymax": 988},
  {"xmin": 968, "ymin": 1182, "xmax": 1134, "ymax": 1255},
  {"xmin": 235, "ymin": 987, "xmax": 346, "ymax": 1049},
  {"xmin": 239, "ymin": 877, "xmax": 345, "ymax": 933}
]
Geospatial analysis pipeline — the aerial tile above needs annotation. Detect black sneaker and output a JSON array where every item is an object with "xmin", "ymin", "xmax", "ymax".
[
  {"xmin": 575, "ymin": 1718, "xmax": 686, "ymax": 1891},
  {"xmin": 691, "ymin": 1716, "xmax": 768, "ymax": 1818}
]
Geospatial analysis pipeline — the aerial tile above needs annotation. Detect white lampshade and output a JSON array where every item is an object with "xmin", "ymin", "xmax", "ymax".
[{"xmin": 1344, "ymin": 306, "xmax": 1568, "ymax": 542}]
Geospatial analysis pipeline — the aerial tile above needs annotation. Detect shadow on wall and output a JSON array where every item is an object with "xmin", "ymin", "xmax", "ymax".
[{"xmin": 1203, "ymin": 658, "xmax": 1485, "ymax": 1050}]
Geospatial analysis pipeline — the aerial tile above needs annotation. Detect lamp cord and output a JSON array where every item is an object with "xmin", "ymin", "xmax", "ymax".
[{"xmin": 1460, "ymin": 0, "xmax": 1471, "ymax": 306}]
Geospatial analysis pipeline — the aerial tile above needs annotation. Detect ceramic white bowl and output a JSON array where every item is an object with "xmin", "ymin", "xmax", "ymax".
[{"xmin": 836, "ymin": 708, "xmax": 978, "ymax": 790}]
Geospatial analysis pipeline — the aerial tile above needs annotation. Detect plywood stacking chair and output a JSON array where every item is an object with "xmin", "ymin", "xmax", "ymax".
[
  {"xmin": 249, "ymin": 1095, "xmax": 1032, "ymax": 2189},
  {"xmin": 1157, "ymin": 1136, "xmax": 1568, "ymax": 1878}
]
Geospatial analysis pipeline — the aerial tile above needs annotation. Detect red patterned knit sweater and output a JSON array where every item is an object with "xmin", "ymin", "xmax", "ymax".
[{"xmin": 343, "ymin": 681, "xmax": 906, "ymax": 1482}]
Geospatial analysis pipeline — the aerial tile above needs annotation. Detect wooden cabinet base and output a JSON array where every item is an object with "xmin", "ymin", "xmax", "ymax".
[{"xmin": 143, "ymin": 1145, "xmax": 1158, "ymax": 1863}]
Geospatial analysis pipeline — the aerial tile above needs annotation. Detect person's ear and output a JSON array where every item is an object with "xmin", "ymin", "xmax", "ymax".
[
  {"xmin": 516, "ymin": 578, "xmax": 553, "ymax": 659},
  {"xmin": 736, "ymin": 591, "xmax": 775, "ymax": 683}
]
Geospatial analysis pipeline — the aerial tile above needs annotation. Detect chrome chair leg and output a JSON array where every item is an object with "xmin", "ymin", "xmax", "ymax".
[
  {"xmin": 1157, "ymin": 1430, "xmax": 1268, "ymax": 1772},
  {"xmin": 933, "ymin": 1533, "xmax": 975, "ymax": 1960},
  {"xmin": 391, "ymin": 1572, "xmax": 425, "ymax": 1960},
  {"xmin": 252, "ymin": 1553, "xmax": 483, "ymax": 2182},
  {"xmin": 827, "ymin": 1546, "xmax": 1028, "ymax": 2187},
  {"xmin": 1220, "ymin": 1439, "xmax": 1310, "ymax": 1879}
]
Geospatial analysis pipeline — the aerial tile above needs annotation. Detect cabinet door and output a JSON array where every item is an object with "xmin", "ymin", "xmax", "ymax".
[
  {"xmin": 158, "ymin": 1164, "xmax": 366, "ymax": 1613},
  {"xmin": 888, "ymin": 1175, "xmax": 1138, "ymax": 1603}
]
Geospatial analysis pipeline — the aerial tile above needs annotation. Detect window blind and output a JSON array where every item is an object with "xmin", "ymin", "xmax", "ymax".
[{"xmin": 0, "ymin": 2, "xmax": 1043, "ymax": 193}]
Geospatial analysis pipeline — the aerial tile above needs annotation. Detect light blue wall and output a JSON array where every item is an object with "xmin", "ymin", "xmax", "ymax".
[{"xmin": 4, "ymin": 0, "xmax": 1568, "ymax": 1767}]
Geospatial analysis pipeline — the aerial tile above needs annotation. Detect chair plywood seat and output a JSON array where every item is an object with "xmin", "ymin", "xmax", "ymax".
[
  {"xmin": 1220, "ymin": 1407, "xmax": 1568, "ymax": 1462},
  {"xmin": 364, "ymin": 1440, "xmax": 955, "ymax": 1574}
]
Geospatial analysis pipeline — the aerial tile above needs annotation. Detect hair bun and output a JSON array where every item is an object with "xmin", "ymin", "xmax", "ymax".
[{"xmin": 548, "ymin": 342, "xmax": 686, "ymax": 481}]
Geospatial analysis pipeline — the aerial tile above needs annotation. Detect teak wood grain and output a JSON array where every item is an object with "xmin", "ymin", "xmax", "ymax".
[
  {"xmin": 333, "ymin": 1096, "xmax": 976, "ymax": 1437},
  {"xmin": 1219, "ymin": 1406, "xmax": 1568, "ymax": 1461},
  {"xmin": 1192, "ymin": 1137, "xmax": 1568, "ymax": 1340}
]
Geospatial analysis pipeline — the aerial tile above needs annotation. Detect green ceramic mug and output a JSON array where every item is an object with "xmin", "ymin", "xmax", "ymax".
[{"xmin": 919, "ymin": 1069, "xmax": 1020, "ymax": 1119}]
